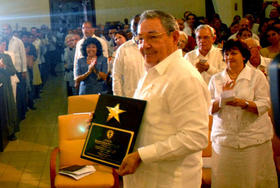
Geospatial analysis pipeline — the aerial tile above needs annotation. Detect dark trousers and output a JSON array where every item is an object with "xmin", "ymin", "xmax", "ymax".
[
  {"xmin": 27, "ymin": 69, "xmax": 34, "ymax": 108},
  {"xmin": 16, "ymin": 73, "xmax": 27, "ymax": 121}
]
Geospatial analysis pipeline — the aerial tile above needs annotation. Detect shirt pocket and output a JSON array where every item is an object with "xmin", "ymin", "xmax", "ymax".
[{"xmin": 235, "ymin": 80, "xmax": 254, "ymax": 101}]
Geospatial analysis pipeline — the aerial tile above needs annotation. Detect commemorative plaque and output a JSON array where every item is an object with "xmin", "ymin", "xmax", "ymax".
[{"xmin": 81, "ymin": 94, "xmax": 146, "ymax": 168}]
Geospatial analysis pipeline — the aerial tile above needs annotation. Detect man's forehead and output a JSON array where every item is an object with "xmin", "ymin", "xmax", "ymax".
[
  {"xmin": 83, "ymin": 23, "xmax": 92, "ymax": 28},
  {"xmin": 196, "ymin": 28, "xmax": 212, "ymax": 36},
  {"xmin": 240, "ymin": 19, "xmax": 249, "ymax": 25}
]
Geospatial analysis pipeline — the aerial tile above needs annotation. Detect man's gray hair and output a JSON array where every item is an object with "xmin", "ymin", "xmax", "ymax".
[
  {"xmin": 139, "ymin": 10, "xmax": 179, "ymax": 35},
  {"xmin": 195, "ymin": 24, "xmax": 215, "ymax": 37}
]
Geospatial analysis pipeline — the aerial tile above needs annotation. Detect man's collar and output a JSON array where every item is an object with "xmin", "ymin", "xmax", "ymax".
[
  {"xmin": 195, "ymin": 45, "xmax": 214, "ymax": 57},
  {"xmin": 151, "ymin": 49, "xmax": 182, "ymax": 75}
]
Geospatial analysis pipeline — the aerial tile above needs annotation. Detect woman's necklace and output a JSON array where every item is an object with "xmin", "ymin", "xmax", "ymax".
[{"xmin": 227, "ymin": 69, "xmax": 239, "ymax": 81}]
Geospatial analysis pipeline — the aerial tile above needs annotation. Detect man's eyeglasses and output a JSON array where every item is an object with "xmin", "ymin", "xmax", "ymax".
[{"xmin": 134, "ymin": 32, "xmax": 167, "ymax": 44}]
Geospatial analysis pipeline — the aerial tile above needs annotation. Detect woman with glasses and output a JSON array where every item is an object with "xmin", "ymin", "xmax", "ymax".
[{"xmin": 75, "ymin": 38, "xmax": 108, "ymax": 95}]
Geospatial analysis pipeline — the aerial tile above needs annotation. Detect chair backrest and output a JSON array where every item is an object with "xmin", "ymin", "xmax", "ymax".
[
  {"xmin": 68, "ymin": 94, "xmax": 100, "ymax": 114},
  {"xmin": 58, "ymin": 113, "xmax": 95, "ymax": 168}
]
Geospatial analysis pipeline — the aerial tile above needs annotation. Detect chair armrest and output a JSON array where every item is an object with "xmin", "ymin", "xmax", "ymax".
[
  {"xmin": 50, "ymin": 147, "xmax": 60, "ymax": 188},
  {"xmin": 112, "ymin": 168, "xmax": 120, "ymax": 188}
]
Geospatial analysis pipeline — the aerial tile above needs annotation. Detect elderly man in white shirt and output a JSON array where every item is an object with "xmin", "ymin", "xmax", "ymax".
[
  {"xmin": 184, "ymin": 24, "xmax": 225, "ymax": 84},
  {"xmin": 244, "ymin": 38, "xmax": 272, "ymax": 77},
  {"xmin": 73, "ymin": 21, "xmax": 108, "ymax": 80},
  {"xmin": 112, "ymin": 14, "xmax": 145, "ymax": 98},
  {"xmin": 117, "ymin": 10, "xmax": 210, "ymax": 188}
]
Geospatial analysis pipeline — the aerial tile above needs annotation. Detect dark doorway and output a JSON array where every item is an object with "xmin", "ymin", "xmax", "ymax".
[
  {"xmin": 205, "ymin": 0, "xmax": 216, "ymax": 22},
  {"xmin": 48, "ymin": 0, "xmax": 96, "ymax": 31},
  {"xmin": 243, "ymin": 0, "xmax": 263, "ymax": 16}
]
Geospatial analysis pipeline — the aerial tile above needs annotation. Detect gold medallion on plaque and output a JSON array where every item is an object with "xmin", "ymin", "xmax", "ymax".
[{"xmin": 106, "ymin": 130, "xmax": 114, "ymax": 139}]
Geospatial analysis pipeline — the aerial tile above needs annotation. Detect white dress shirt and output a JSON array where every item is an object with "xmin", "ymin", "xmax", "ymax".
[
  {"xmin": 183, "ymin": 22, "xmax": 192, "ymax": 36},
  {"xmin": 7, "ymin": 36, "xmax": 27, "ymax": 73},
  {"xmin": 228, "ymin": 32, "xmax": 260, "ymax": 41},
  {"xmin": 73, "ymin": 35, "xmax": 108, "ymax": 80},
  {"xmin": 184, "ymin": 46, "xmax": 225, "ymax": 84},
  {"xmin": 247, "ymin": 56, "xmax": 272, "ymax": 78},
  {"xmin": 123, "ymin": 50, "xmax": 210, "ymax": 188},
  {"xmin": 112, "ymin": 39, "xmax": 145, "ymax": 98},
  {"xmin": 208, "ymin": 65, "xmax": 273, "ymax": 149}
]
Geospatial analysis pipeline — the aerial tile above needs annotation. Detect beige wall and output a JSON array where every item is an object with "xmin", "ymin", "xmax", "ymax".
[
  {"xmin": 0, "ymin": 0, "xmax": 50, "ymax": 30},
  {"xmin": 95, "ymin": 0, "xmax": 206, "ymax": 25},
  {"xmin": 0, "ymin": 0, "xmax": 244, "ymax": 30}
]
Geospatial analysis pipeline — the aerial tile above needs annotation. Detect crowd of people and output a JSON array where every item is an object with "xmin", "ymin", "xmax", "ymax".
[{"xmin": 0, "ymin": 2, "xmax": 280, "ymax": 187}]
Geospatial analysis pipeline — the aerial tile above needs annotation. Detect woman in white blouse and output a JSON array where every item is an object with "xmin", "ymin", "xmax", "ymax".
[{"xmin": 209, "ymin": 39, "xmax": 278, "ymax": 188}]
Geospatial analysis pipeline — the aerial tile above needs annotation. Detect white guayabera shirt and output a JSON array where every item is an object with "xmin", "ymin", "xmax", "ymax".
[
  {"xmin": 112, "ymin": 39, "xmax": 145, "ymax": 98},
  {"xmin": 123, "ymin": 50, "xmax": 210, "ymax": 188},
  {"xmin": 208, "ymin": 65, "xmax": 273, "ymax": 148},
  {"xmin": 184, "ymin": 45, "xmax": 225, "ymax": 84}
]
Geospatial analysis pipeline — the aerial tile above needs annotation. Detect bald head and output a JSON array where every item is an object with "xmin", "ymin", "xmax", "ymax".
[
  {"xmin": 244, "ymin": 38, "xmax": 261, "ymax": 67},
  {"xmin": 240, "ymin": 18, "xmax": 250, "ymax": 30}
]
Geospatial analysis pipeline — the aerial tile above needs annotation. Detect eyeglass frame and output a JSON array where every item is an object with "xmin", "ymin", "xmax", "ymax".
[{"xmin": 134, "ymin": 31, "xmax": 172, "ymax": 44}]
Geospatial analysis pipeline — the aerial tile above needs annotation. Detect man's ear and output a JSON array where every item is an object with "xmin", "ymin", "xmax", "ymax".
[{"xmin": 172, "ymin": 30, "xmax": 180, "ymax": 45}]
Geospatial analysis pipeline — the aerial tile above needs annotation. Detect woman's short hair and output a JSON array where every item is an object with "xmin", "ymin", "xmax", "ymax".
[
  {"xmin": 114, "ymin": 30, "xmax": 129, "ymax": 41},
  {"xmin": 236, "ymin": 28, "xmax": 252, "ymax": 38},
  {"xmin": 222, "ymin": 39, "xmax": 251, "ymax": 64},
  {"xmin": 265, "ymin": 26, "xmax": 280, "ymax": 37},
  {"xmin": 81, "ymin": 37, "xmax": 103, "ymax": 57}
]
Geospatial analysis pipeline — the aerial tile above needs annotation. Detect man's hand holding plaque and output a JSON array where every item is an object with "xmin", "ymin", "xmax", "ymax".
[{"xmin": 117, "ymin": 151, "xmax": 142, "ymax": 176}]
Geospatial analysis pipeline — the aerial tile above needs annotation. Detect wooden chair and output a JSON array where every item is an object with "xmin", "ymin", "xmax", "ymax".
[
  {"xmin": 201, "ymin": 115, "xmax": 213, "ymax": 188},
  {"xmin": 67, "ymin": 94, "xmax": 100, "ymax": 114},
  {"xmin": 50, "ymin": 94, "xmax": 119, "ymax": 188},
  {"xmin": 50, "ymin": 113, "xmax": 119, "ymax": 188}
]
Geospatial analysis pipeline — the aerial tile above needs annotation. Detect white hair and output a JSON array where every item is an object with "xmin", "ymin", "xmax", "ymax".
[{"xmin": 195, "ymin": 24, "xmax": 215, "ymax": 37}]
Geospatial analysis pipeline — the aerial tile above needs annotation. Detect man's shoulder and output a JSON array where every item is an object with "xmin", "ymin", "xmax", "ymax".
[
  {"xmin": 11, "ymin": 36, "xmax": 24, "ymax": 44},
  {"xmin": 93, "ymin": 35, "xmax": 106, "ymax": 43},
  {"xmin": 117, "ymin": 40, "xmax": 137, "ymax": 53},
  {"xmin": 76, "ymin": 38, "xmax": 84, "ymax": 46},
  {"xmin": 169, "ymin": 56, "xmax": 198, "ymax": 76},
  {"xmin": 184, "ymin": 49, "xmax": 197, "ymax": 58},
  {"xmin": 121, "ymin": 40, "xmax": 135, "ymax": 48},
  {"xmin": 210, "ymin": 46, "xmax": 223, "ymax": 55}
]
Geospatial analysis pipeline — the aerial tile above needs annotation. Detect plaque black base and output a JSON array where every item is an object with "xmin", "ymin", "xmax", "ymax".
[{"xmin": 81, "ymin": 94, "xmax": 146, "ymax": 168}]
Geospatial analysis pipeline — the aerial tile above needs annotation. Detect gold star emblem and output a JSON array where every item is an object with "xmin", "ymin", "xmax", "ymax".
[{"xmin": 106, "ymin": 104, "xmax": 126, "ymax": 123}]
